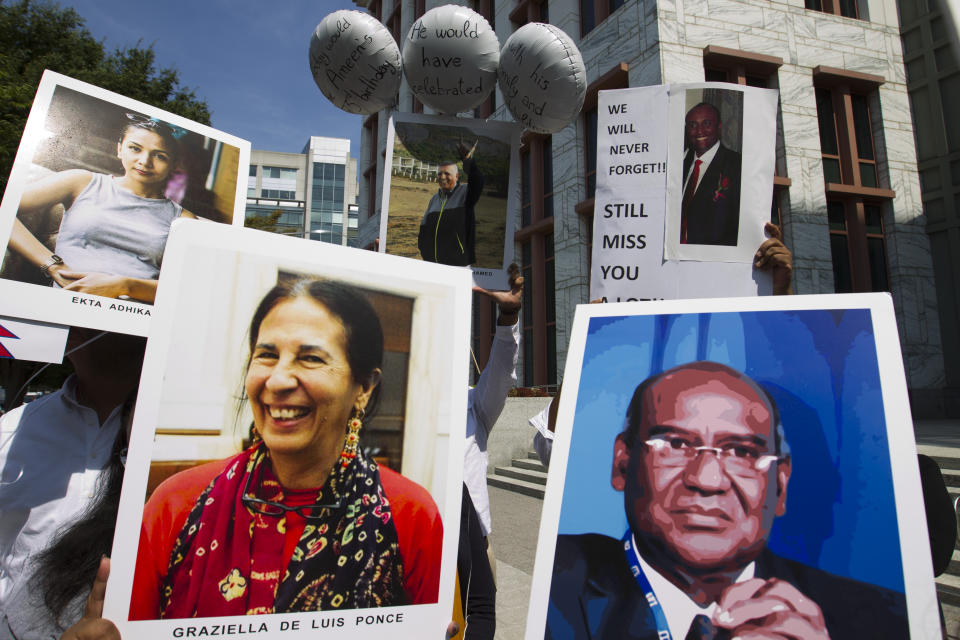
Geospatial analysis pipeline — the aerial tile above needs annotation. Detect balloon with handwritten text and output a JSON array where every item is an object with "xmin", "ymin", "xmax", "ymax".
[
  {"xmin": 402, "ymin": 5, "xmax": 499, "ymax": 114},
  {"xmin": 309, "ymin": 10, "xmax": 402, "ymax": 115},
  {"xmin": 498, "ymin": 23, "xmax": 586, "ymax": 133}
]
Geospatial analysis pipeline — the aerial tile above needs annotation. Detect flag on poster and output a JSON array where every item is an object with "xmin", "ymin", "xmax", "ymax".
[{"xmin": 0, "ymin": 315, "xmax": 69, "ymax": 363}]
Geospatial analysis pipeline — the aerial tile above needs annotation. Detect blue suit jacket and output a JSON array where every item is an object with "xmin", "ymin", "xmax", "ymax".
[{"xmin": 546, "ymin": 533, "xmax": 908, "ymax": 640}]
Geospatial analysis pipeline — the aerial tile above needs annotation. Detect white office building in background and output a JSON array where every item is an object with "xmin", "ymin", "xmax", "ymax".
[{"xmin": 246, "ymin": 136, "xmax": 359, "ymax": 246}]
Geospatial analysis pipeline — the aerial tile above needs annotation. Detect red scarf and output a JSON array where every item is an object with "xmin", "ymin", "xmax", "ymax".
[{"xmin": 160, "ymin": 444, "xmax": 405, "ymax": 617}]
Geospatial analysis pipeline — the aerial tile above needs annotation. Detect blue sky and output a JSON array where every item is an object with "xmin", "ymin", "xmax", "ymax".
[{"xmin": 64, "ymin": 0, "xmax": 365, "ymax": 155}]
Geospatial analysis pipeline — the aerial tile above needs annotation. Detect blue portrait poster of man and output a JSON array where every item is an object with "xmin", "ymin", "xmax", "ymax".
[{"xmin": 528, "ymin": 294, "xmax": 939, "ymax": 639}]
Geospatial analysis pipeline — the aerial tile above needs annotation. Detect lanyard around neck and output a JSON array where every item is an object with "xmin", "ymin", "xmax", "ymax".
[{"xmin": 622, "ymin": 529, "xmax": 673, "ymax": 640}]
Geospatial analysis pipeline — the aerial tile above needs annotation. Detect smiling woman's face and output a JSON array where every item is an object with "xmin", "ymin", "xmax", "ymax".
[{"xmin": 245, "ymin": 296, "xmax": 363, "ymax": 468}]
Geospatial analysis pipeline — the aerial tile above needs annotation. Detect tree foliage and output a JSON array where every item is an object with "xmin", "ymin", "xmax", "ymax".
[
  {"xmin": 244, "ymin": 209, "xmax": 284, "ymax": 234},
  {"xmin": 0, "ymin": 0, "xmax": 212, "ymax": 195}
]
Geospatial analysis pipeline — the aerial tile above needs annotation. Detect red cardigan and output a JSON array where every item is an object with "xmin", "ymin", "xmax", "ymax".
[{"xmin": 129, "ymin": 458, "xmax": 443, "ymax": 619}]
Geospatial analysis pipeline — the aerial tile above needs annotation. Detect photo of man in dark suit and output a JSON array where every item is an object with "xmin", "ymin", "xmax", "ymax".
[
  {"xmin": 546, "ymin": 361, "xmax": 908, "ymax": 640},
  {"xmin": 680, "ymin": 103, "xmax": 742, "ymax": 247}
]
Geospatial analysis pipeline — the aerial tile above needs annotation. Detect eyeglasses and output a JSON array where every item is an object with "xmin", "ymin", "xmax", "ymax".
[
  {"xmin": 241, "ymin": 467, "xmax": 341, "ymax": 521},
  {"xmin": 643, "ymin": 437, "xmax": 781, "ymax": 476}
]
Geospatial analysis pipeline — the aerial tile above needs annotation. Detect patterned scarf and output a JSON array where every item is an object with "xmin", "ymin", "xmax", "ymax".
[{"xmin": 159, "ymin": 443, "xmax": 405, "ymax": 617}]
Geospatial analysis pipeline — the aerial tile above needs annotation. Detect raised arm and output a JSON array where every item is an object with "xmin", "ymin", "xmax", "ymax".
[
  {"xmin": 470, "ymin": 265, "xmax": 522, "ymax": 437},
  {"xmin": 457, "ymin": 137, "xmax": 484, "ymax": 208}
]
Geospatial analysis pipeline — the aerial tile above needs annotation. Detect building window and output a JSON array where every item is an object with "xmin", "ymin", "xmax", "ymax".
[
  {"xmin": 805, "ymin": 0, "xmax": 860, "ymax": 19},
  {"xmin": 310, "ymin": 162, "xmax": 346, "ymax": 245},
  {"xmin": 828, "ymin": 201, "xmax": 889, "ymax": 292},
  {"xmin": 584, "ymin": 108, "xmax": 597, "ymax": 199},
  {"xmin": 580, "ymin": 0, "xmax": 621, "ymax": 36},
  {"xmin": 510, "ymin": 0, "xmax": 546, "ymax": 27},
  {"xmin": 473, "ymin": 91, "xmax": 496, "ymax": 119},
  {"xmin": 363, "ymin": 114, "xmax": 379, "ymax": 223},
  {"xmin": 517, "ymin": 134, "xmax": 556, "ymax": 386},
  {"xmin": 814, "ymin": 66, "xmax": 893, "ymax": 292},
  {"xmin": 576, "ymin": 62, "xmax": 629, "ymax": 217},
  {"xmin": 247, "ymin": 165, "xmax": 258, "ymax": 197},
  {"xmin": 701, "ymin": 46, "xmax": 791, "ymax": 221},
  {"xmin": 386, "ymin": 0, "xmax": 401, "ymax": 43}
]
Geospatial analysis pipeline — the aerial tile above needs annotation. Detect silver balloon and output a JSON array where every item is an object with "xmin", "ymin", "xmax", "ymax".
[
  {"xmin": 309, "ymin": 10, "xmax": 402, "ymax": 115},
  {"xmin": 402, "ymin": 5, "xmax": 499, "ymax": 114},
  {"xmin": 498, "ymin": 23, "xmax": 587, "ymax": 133}
]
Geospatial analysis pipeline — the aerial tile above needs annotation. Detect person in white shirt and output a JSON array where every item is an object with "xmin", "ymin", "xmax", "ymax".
[
  {"xmin": 0, "ymin": 329, "xmax": 143, "ymax": 639},
  {"xmin": 467, "ymin": 265, "xmax": 522, "ymax": 540}
]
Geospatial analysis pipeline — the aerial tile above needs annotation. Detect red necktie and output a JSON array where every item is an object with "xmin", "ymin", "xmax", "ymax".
[{"xmin": 680, "ymin": 158, "xmax": 702, "ymax": 244}]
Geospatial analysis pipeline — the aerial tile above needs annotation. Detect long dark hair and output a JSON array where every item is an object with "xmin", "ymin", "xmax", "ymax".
[{"xmin": 32, "ymin": 417, "xmax": 128, "ymax": 626}]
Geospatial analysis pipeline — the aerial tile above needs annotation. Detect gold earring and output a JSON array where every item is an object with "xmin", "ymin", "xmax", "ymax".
[{"xmin": 339, "ymin": 409, "xmax": 364, "ymax": 468}]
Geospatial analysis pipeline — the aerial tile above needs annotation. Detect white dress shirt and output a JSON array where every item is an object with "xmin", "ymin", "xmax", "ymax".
[
  {"xmin": 0, "ymin": 376, "xmax": 123, "ymax": 639},
  {"xmin": 465, "ymin": 322, "xmax": 520, "ymax": 536},
  {"xmin": 529, "ymin": 403, "xmax": 554, "ymax": 467},
  {"xmin": 635, "ymin": 538, "xmax": 755, "ymax": 639}
]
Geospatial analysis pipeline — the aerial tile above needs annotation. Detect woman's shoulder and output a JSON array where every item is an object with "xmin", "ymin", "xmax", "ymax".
[
  {"xmin": 38, "ymin": 169, "xmax": 95, "ymax": 197},
  {"xmin": 378, "ymin": 465, "xmax": 440, "ymax": 522},
  {"xmin": 144, "ymin": 457, "xmax": 234, "ymax": 520}
]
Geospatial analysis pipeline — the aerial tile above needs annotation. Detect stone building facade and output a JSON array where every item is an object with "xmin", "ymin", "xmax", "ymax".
[{"xmin": 354, "ymin": 0, "xmax": 948, "ymax": 414}]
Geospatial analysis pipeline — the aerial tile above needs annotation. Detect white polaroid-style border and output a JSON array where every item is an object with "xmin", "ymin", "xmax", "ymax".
[
  {"xmin": 526, "ymin": 294, "xmax": 938, "ymax": 639},
  {"xmin": 663, "ymin": 83, "xmax": 777, "ymax": 264},
  {"xmin": 0, "ymin": 70, "xmax": 250, "ymax": 337},
  {"xmin": 105, "ymin": 221, "xmax": 472, "ymax": 640},
  {"xmin": 378, "ymin": 112, "xmax": 520, "ymax": 291}
]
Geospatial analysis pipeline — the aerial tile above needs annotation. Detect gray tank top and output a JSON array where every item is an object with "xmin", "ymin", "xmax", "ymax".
[{"xmin": 54, "ymin": 173, "xmax": 182, "ymax": 279}]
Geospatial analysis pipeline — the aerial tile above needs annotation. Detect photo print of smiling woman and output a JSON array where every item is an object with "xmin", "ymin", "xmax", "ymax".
[
  {"xmin": 0, "ymin": 72, "xmax": 248, "ymax": 336},
  {"xmin": 104, "ymin": 222, "xmax": 470, "ymax": 639}
]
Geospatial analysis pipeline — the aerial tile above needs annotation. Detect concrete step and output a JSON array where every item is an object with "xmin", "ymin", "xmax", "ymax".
[
  {"xmin": 527, "ymin": 450, "xmax": 542, "ymax": 461},
  {"xmin": 948, "ymin": 549, "xmax": 960, "ymax": 575},
  {"xmin": 928, "ymin": 457, "xmax": 960, "ymax": 472},
  {"xmin": 494, "ymin": 465, "xmax": 548, "ymax": 485},
  {"xmin": 512, "ymin": 458, "xmax": 547, "ymax": 472},
  {"xmin": 937, "ymin": 572, "xmax": 960, "ymax": 608},
  {"xmin": 917, "ymin": 444, "xmax": 960, "ymax": 465},
  {"xmin": 487, "ymin": 473, "xmax": 545, "ymax": 499}
]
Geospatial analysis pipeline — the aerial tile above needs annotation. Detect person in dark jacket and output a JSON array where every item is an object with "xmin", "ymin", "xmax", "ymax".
[{"xmin": 418, "ymin": 138, "xmax": 483, "ymax": 266}]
